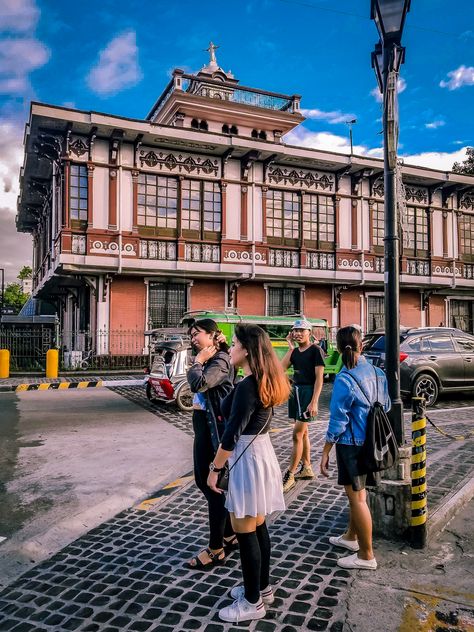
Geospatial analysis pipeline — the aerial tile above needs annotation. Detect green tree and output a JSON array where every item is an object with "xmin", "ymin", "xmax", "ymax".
[
  {"xmin": 17, "ymin": 266, "xmax": 32, "ymax": 280},
  {"xmin": 3, "ymin": 283, "xmax": 29, "ymax": 312},
  {"xmin": 453, "ymin": 147, "xmax": 474, "ymax": 175}
]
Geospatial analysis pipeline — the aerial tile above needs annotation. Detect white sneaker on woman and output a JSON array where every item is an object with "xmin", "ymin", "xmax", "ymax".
[
  {"xmin": 230, "ymin": 584, "xmax": 275, "ymax": 605},
  {"xmin": 219, "ymin": 595, "xmax": 266, "ymax": 622},
  {"xmin": 329, "ymin": 534, "xmax": 360, "ymax": 552},
  {"xmin": 337, "ymin": 552, "xmax": 377, "ymax": 570}
]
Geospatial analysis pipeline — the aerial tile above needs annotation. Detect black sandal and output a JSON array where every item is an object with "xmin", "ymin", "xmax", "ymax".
[
  {"xmin": 223, "ymin": 535, "xmax": 239, "ymax": 554},
  {"xmin": 186, "ymin": 547, "xmax": 225, "ymax": 571}
]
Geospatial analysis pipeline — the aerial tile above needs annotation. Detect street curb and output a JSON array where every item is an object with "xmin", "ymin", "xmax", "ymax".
[
  {"xmin": 428, "ymin": 473, "xmax": 474, "ymax": 541},
  {"xmin": 0, "ymin": 379, "xmax": 144, "ymax": 393}
]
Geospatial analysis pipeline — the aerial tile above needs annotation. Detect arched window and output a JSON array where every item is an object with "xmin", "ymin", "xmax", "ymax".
[
  {"xmin": 251, "ymin": 129, "xmax": 258, "ymax": 138},
  {"xmin": 230, "ymin": 125, "xmax": 238, "ymax": 135},
  {"xmin": 191, "ymin": 119, "xmax": 199, "ymax": 129},
  {"xmin": 222, "ymin": 124, "xmax": 230, "ymax": 134},
  {"xmin": 259, "ymin": 130, "xmax": 267, "ymax": 140},
  {"xmin": 199, "ymin": 120, "xmax": 208, "ymax": 131}
]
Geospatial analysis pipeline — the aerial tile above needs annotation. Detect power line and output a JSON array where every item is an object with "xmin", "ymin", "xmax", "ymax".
[{"xmin": 276, "ymin": 0, "xmax": 464, "ymax": 38}]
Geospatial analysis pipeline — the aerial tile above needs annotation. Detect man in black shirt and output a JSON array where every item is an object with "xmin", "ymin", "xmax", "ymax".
[{"xmin": 281, "ymin": 319, "xmax": 325, "ymax": 492}]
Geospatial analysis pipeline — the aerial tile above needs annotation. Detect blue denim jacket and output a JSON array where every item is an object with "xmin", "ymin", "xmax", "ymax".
[{"xmin": 326, "ymin": 356, "xmax": 391, "ymax": 445}]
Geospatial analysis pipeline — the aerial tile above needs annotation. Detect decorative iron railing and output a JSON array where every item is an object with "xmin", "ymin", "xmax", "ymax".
[
  {"xmin": 140, "ymin": 240, "xmax": 177, "ymax": 260},
  {"xmin": 463, "ymin": 263, "xmax": 474, "ymax": 279},
  {"xmin": 306, "ymin": 251, "xmax": 335, "ymax": 270},
  {"xmin": 184, "ymin": 243, "xmax": 220, "ymax": 263},
  {"xmin": 406, "ymin": 259, "xmax": 430, "ymax": 276},
  {"xmin": 268, "ymin": 249, "xmax": 300, "ymax": 268},
  {"xmin": 72, "ymin": 235, "xmax": 86, "ymax": 255}
]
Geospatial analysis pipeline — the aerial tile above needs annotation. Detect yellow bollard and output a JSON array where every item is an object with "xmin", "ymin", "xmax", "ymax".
[
  {"xmin": 46, "ymin": 349, "xmax": 59, "ymax": 379},
  {"xmin": 0, "ymin": 349, "xmax": 10, "ymax": 378},
  {"xmin": 410, "ymin": 396, "xmax": 427, "ymax": 548}
]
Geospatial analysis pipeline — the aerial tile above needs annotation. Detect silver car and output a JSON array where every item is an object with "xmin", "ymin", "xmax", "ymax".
[{"xmin": 363, "ymin": 327, "xmax": 474, "ymax": 406}]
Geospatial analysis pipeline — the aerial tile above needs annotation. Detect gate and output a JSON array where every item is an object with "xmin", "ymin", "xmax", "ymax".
[{"xmin": 0, "ymin": 325, "xmax": 55, "ymax": 371}]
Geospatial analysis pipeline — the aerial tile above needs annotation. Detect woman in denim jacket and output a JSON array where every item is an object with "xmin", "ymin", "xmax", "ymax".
[{"xmin": 320, "ymin": 326, "xmax": 390, "ymax": 571}]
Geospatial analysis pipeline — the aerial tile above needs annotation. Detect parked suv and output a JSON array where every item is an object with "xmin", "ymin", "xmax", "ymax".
[{"xmin": 363, "ymin": 327, "xmax": 474, "ymax": 406}]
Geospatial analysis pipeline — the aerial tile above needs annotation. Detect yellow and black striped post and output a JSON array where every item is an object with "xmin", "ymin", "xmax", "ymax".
[{"xmin": 410, "ymin": 396, "xmax": 427, "ymax": 548}]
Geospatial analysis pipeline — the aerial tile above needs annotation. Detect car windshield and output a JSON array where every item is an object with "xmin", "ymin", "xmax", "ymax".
[{"xmin": 363, "ymin": 334, "xmax": 407, "ymax": 352}]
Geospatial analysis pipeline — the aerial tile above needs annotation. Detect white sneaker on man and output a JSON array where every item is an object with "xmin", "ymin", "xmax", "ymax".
[
  {"xmin": 230, "ymin": 584, "xmax": 275, "ymax": 605},
  {"xmin": 329, "ymin": 534, "xmax": 360, "ymax": 552},
  {"xmin": 337, "ymin": 552, "xmax": 377, "ymax": 570},
  {"xmin": 219, "ymin": 595, "xmax": 266, "ymax": 622}
]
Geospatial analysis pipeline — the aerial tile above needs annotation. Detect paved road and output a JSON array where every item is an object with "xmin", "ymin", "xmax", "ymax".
[{"xmin": 0, "ymin": 389, "xmax": 193, "ymax": 588}]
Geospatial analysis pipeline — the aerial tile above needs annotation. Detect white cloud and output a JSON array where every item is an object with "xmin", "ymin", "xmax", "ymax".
[
  {"xmin": 401, "ymin": 147, "xmax": 469, "ymax": 171},
  {"xmin": 425, "ymin": 120, "xmax": 445, "ymax": 130},
  {"xmin": 0, "ymin": 120, "xmax": 23, "ymax": 210},
  {"xmin": 0, "ymin": 37, "xmax": 50, "ymax": 95},
  {"xmin": 284, "ymin": 126, "xmax": 382, "ymax": 157},
  {"xmin": 301, "ymin": 108, "xmax": 357, "ymax": 125},
  {"xmin": 284, "ymin": 125, "xmax": 469, "ymax": 172},
  {"xmin": 87, "ymin": 30, "xmax": 142, "ymax": 96},
  {"xmin": 0, "ymin": 0, "xmax": 39, "ymax": 33},
  {"xmin": 371, "ymin": 77, "xmax": 406, "ymax": 103},
  {"xmin": 440, "ymin": 65, "xmax": 474, "ymax": 90}
]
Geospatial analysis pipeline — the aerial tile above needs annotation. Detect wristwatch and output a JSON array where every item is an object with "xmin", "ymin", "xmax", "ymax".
[{"xmin": 209, "ymin": 462, "xmax": 223, "ymax": 472}]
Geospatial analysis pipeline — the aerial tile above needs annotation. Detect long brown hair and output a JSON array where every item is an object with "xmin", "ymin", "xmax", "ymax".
[
  {"xmin": 337, "ymin": 326, "xmax": 362, "ymax": 370},
  {"xmin": 234, "ymin": 324, "xmax": 291, "ymax": 408}
]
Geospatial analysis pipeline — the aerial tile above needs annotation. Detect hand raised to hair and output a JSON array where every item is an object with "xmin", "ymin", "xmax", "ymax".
[{"xmin": 195, "ymin": 345, "xmax": 217, "ymax": 364}]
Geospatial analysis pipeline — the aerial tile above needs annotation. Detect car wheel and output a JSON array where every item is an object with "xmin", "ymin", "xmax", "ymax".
[
  {"xmin": 175, "ymin": 383, "xmax": 194, "ymax": 412},
  {"xmin": 146, "ymin": 382, "xmax": 158, "ymax": 403},
  {"xmin": 412, "ymin": 373, "xmax": 439, "ymax": 407}
]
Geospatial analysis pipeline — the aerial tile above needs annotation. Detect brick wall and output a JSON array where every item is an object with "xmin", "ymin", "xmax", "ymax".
[
  {"xmin": 340, "ymin": 289, "xmax": 362, "ymax": 327},
  {"xmin": 109, "ymin": 277, "xmax": 146, "ymax": 354},
  {"xmin": 400, "ymin": 290, "xmax": 422, "ymax": 328},
  {"xmin": 190, "ymin": 280, "xmax": 226, "ymax": 311},
  {"xmin": 237, "ymin": 284, "xmax": 266, "ymax": 315},
  {"xmin": 304, "ymin": 286, "xmax": 332, "ymax": 324},
  {"xmin": 428, "ymin": 295, "xmax": 446, "ymax": 327}
]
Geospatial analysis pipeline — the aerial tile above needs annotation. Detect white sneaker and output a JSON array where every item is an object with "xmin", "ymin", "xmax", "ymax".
[
  {"xmin": 219, "ymin": 595, "xmax": 266, "ymax": 623},
  {"xmin": 329, "ymin": 534, "xmax": 360, "ymax": 552},
  {"xmin": 337, "ymin": 552, "xmax": 377, "ymax": 570},
  {"xmin": 230, "ymin": 584, "xmax": 275, "ymax": 605}
]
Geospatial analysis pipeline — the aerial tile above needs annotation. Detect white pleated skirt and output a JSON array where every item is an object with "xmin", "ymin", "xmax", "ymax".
[{"xmin": 225, "ymin": 433, "xmax": 286, "ymax": 519}]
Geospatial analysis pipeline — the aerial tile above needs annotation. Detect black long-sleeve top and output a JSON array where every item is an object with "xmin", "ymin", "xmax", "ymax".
[
  {"xmin": 220, "ymin": 375, "xmax": 272, "ymax": 451},
  {"xmin": 187, "ymin": 350, "xmax": 233, "ymax": 395}
]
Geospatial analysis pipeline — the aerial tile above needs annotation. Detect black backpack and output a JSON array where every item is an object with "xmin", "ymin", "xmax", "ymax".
[{"xmin": 344, "ymin": 367, "xmax": 399, "ymax": 473}]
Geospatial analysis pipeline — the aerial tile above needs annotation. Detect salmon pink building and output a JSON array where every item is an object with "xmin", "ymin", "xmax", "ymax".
[{"xmin": 17, "ymin": 47, "xmax": 474, "ymax": 356}]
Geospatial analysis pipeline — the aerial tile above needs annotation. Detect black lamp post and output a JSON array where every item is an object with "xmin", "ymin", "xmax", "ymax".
[
  {"xmin": 370, "ymin": 0, "xmax": 410, "ymax": 446},
  {"xmin": 0, "ymin": 268, "xmax": 4, "ymax": 315}
]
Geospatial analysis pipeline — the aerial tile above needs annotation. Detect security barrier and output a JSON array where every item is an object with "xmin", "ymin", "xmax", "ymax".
[
  {"xmin": 410, "ymin": 396, "xmax": 427, "ymax": 548},
  {"xmin": 0, "ymin": 349, "xmax": 10, "ymax": 378}
]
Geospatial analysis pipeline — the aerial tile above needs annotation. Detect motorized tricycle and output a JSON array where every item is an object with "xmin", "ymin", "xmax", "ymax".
[{"xmin": 144, "ymin": 328, "xmax": 194, "ymax": 411}]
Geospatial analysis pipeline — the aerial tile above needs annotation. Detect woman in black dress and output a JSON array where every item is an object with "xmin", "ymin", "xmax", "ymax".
[{"xmin": 186, "ymin": 318, "xmax": 237, "ymax": 570}]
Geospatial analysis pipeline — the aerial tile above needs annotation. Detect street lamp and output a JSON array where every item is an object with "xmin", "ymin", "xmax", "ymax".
[{"xmin": 370, "ymin": 0, "xmax": 411, "ymax": 446}]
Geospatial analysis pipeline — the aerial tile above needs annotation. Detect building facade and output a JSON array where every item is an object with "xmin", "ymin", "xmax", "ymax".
[{"xmin": 17, "ymin": 49, "xmax": 474, "ymax": 355}]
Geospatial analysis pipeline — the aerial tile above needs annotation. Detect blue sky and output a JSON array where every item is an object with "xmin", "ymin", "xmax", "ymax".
[{"xmin": 1, "ymin": 0, "xmax": 473, "ymax": 281}]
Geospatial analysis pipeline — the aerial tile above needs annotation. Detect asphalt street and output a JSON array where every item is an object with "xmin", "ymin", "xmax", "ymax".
[{"xmin": 0, "ymin": 388, "xmax": 193, "ymax": 588}]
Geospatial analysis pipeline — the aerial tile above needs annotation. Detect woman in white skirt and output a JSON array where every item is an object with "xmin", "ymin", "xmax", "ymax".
[{"xmin": 207, "ymin": 324, "xmax": 291, "ymax": 623}]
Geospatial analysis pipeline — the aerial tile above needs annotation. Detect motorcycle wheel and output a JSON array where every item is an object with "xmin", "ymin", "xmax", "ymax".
[{"xmin": 175, "ymin": 383, "xmax": 194, "ymax": 412}]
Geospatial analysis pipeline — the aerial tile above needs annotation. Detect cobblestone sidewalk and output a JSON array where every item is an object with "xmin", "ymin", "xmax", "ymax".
[{"xmin": 0, "ymin": 399, "xmax": 473, "ymax": 632}]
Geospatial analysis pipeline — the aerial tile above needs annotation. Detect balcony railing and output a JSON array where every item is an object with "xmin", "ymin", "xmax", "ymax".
[
  {"xmin": 307, "ymin": 252, "xmax": 335, "ymax": 271},
  {"xmin": 374, "ymin": 257, "xmax": 384, "ymax": 273},
  {"xmin": 406, "ymin": 259, "xmax": 430, "ymax": 276},
  {"xmin": 463, "ymin": 263, "xmax": 474, "ymax": 279},
  {"xmin": 72, "ymin": 235, "xmax": 86, "ymax": 255},
  {"xmin": 140, "ymin": 240, "xmax": 176, "ymax": 260},
  {"xmin": 269, "ymin": 249, "xmax": 300, "ymax": 268},
  {"xmin": 149, "ymin": 72, "xmax": 300, "ymax": 120},
  {"xmin": 184, "ymin": 243, "xmax": 220, "ymax": 263}
]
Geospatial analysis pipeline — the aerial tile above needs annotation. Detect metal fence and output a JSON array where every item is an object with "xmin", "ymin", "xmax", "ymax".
[
  {"xmin": 0, "ymin": 326, "xmax": 148, "ymax": 372},
  {"xmin": 61, "ymin": 329, "xmax": 148, "ymax": 370},
  {"xmin": 0, "ymin": 325, "xmax": 56, "ymax": 371}
]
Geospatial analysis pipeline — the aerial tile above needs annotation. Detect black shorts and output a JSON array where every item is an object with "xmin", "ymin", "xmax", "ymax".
[
  {"xmin": 335, "ymin": 444, "xmax": 368, "ymax": 492},
  {"xmin": 288, "ymin": 385, "xmax": 314, "ymax": 421}
]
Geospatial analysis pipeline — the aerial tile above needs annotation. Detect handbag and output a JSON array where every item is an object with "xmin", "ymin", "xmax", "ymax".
[{"xmin": 216, "ymin": 409, "xmax": 273, "ymax": 492}]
